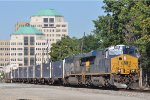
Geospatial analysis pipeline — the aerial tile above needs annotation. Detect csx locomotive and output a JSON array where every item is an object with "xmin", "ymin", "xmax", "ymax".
[{"xmin": 5, "ymin": 45, "xmax": 139, "ymax": 89}]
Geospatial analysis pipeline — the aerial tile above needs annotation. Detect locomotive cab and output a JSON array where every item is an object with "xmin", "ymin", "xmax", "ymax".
[
  {"xmin": 107, "ymin": 45, "xmax": 139, "ymax": 74},
  {"xmin": 106, "ymin": 45, "xmax": 139, "ymax": 88}
]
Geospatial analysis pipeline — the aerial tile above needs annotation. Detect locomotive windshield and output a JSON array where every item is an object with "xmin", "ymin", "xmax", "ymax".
[
  {"xmin": 107, "ymin": 45, "xmax": 137, "ymax": 57},
  {"xmin": 123, "ymin": 46, "xmax": 136, "ymax": 55}
]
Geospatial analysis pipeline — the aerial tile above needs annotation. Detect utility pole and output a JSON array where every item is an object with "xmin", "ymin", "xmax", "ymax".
[
  {"xmin": 139, "ymin": 54, "xmax": 143, "ymax": 89},
  {"xmin": 46, "ymin": 39, "xmax": 51, "ymax": 79},
  {"xmin": 81, "ymin": 32, "xmax": 85, "ymax": 54},
  {"xmin": 49, "ymin": 56, "xmax": 52, "ymax": 79},
  {"xmin": 139, "ymin": 66, "xmax": 143, "ymax": 88}
]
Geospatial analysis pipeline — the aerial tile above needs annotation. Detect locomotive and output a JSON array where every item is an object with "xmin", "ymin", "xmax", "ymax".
[{"xmin": 5, "ymin": 45, "xmax": 139, "ymax": 89}]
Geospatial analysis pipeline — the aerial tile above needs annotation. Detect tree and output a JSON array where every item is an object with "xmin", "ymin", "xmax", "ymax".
[
  {"xmin": 94, "ymin": 0, "xmax": 150, "ymax": 80},
  {"xmin": 93, "ymin": 0, "xmax": 126, "ymax": 48},
  {"xmin": 49, "ymin": 36, "xmax": 80, "ymax": 61},
  {"xmin": 112, "ymin": 0, "xmax": 150, "ymax": 72},
  {"xmin": 79, "ymin": 34, "xmax": 100, "ymax": 53}
]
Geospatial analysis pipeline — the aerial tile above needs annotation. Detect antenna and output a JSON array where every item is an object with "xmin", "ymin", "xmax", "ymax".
[{"xmin": 81, "ymin": 32, "xmax": 85, "ymax": 54}]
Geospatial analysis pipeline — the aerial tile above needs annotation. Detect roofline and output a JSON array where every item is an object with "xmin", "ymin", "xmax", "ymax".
[
  {"xmin": 12, "ymin": 33, "xmax": 43, "ymax": 35},
  {"xmin": 31, "ymin": 15, "xmax": 63, "ymax": 17}
]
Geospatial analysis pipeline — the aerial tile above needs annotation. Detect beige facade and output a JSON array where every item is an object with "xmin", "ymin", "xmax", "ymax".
[
  {"xmin": 0, "ymin": 66, "xmax": 3, "ymax": 72},
  {"xmin": 30, "ymin": 16, "xmax": 68, "ymax": 46},
  {"xmin": 10, "ymin": 34, "xmax": 48, "ymax": 67},
  {"xmin": 0, "ymin": 9, "xmax": 68, "ymax": 68},
  {"xmin": 0, "ymin": 40, "xmax": 10, "ymax": 68},
  {"xmin": 15, "ymin": 22, "xmax": 30, "ymax": 31}
]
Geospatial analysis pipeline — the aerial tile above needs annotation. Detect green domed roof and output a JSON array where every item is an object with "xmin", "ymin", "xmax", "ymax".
[
  {"xmin": 14, "ymin": 26, "xmax": 43, "ymax": 35},
  {"xmin": 32, "ymin": 9, "xmax": 62, "ymax": 17}
]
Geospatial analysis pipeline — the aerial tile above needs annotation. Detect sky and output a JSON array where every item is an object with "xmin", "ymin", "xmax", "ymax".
[{"xmin": 0, "ymin": 0, "xmax": 105, "ymax": 40}]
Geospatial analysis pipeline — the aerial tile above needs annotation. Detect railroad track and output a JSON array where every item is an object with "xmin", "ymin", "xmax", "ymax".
[
  {"xmin": 116, "ymin": 88, "xmax": 150, "ymax": 94},
  {"xmin": 8, "ymin": 81, "xmax": 150, "ymax": 94},
  {"xmin": 63, "ymin": 84, "xmax": 150, "ymax": 93}
]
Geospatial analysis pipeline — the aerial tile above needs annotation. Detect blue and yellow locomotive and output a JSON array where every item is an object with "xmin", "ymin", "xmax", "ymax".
[{"xmin": 64, "ymin": 45, "xmax": 139, "ymax": 88}]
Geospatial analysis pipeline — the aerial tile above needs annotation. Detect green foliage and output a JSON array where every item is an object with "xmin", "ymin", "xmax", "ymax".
[
  {"xmin": 49, "ymin": 34, "xmax": 100, "ymax": 61},
  {"xmin": 93, "ymin": 0, "xmax": 150, "ymax": 70},
  {"xmin": 0, "ymin": 71, "xmax": 4, "ymax": 79},
  {"xmin": 93, "ymin": 0, "xmax": 126, "ymax": 48},
  {"xmin": 136, "ymin": 35, "xmax": 150, "ymax": 70},
  {"xmin": 49, "ymin": 36, "xmax": 80, "ymax": 61},
  {"xmin": 80, "ymin": 34, "xmax": 100, "ymax": 53}
]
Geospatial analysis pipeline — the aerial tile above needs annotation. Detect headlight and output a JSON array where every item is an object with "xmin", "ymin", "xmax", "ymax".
[
  {"xmin": 118, "ymin": 69, "xmax": 121, "ymax": 73},
  {"xmin": 131, "ymin": 69, "xmax": 135, "ymax": 72}
]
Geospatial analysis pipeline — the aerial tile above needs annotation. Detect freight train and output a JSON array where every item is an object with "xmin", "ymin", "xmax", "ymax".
[{"xmin": 5, "ymin": 45, "xmax": 139, "ymax": 89}]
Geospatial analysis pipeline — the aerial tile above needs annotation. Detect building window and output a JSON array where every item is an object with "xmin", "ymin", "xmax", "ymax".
[
  {"xmin": 49, "ymin": 24, "xmax": 54, "ymax": 27},
  {"xmin": 44, "ymin": 24, "xmax": 48, "ymax": 27},
  {"xmin": 42, "ymin": 43, "xmax": 46, "ymax": 45},
  {"xmin": 18, "ymin": 58, "xmax": 22, "ymax": 61},
  {"xmin": 19, "ymin": 64, "xmax": 22, "ymax": 66},
  {"xmin": 56, "ymin": 24, "xmax": 60, "ymax": 27},
  {"xmin": 11, "ymin": 42, "xmax": 16, "ymax": 45},
  {"xmin": 18, "ymin": 53, "xmax": 22, "ymax": 56},
  {"xmin": 56, "ymin": 29, "xmax": 61, "ymax": 32},
  {"xmin": 49, "ymin": 18, "xmax": 54, "ymax": 23},
  {"xmin": 62, "ymin": 25, "xmax": 66, "ymax": 27},
  {"xmin": 30, "ymin": 37, "xmax": 35, "ymax": 45},
  {"xmin": 56, "ymin": 39, "xmax": 60, "ymax": 42},
  {"xmin": 30, "ymin": 47, "xmax": 35, "ymax": 55},
  {"xmin": 18, "ymin": 42, "xmax": 22, "ymax": 45},
  {"xmin": 62, "ymin": 29, "xmax": 67, "ymax": 32},
  {"xmin": 62, "ymin": 34, "xmax": 66, "ymax": 37},
  {"xmin": 24, "ymin": 37, "xmax": 28, "ymax": 45},
  {"xmin": 43, "ymin": 18, "xmax": 48, "ymax": 23},
  {"xmin": 17, "ymin": 48, "xmax": 22, "ymax": 50},
  {"xmin": 11, "ymin": 48, "xmax": 16, "ymax": 50},
  {"xmin": 24, "ymin": 58, "xmax": 28, "ymax": 66},
  {"xmin": 24, "ymin": 47, "xmax": 28, "ymax": 55},
  {"xmin": 30, "ymin": 58, "xmax": 34, "ymax": 65},
  {"xmin": 56, "ymin": 34, "xmax": 61, "ymax": 37}
]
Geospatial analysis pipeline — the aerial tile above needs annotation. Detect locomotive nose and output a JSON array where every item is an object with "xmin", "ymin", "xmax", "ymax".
[{"xmin": 111, "ymin": 54, "xmax": 139, "ymax": 74}]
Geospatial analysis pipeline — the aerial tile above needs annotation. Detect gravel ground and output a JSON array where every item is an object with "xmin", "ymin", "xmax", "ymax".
[{"xmin": 0, "ymin": 83, "xmax": 149, "ymax": 100}]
